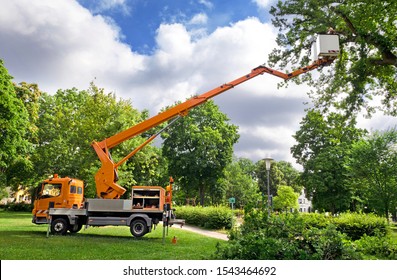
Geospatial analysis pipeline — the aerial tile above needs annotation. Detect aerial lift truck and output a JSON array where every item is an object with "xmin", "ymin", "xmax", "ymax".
[{"xmin": 32, "ymin": 34, "xmax": 339, "ymax": 237}]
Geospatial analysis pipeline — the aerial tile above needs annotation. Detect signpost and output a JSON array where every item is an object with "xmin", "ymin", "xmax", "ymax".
[{"xmin": 229, "ymin": 197, "xmax": 235, "ymax": 228}]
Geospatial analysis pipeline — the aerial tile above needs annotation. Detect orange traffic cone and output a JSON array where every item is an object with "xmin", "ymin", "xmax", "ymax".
[{"xmin": 171, "ymin": 236, "xmax": 177, "ymax": 244}]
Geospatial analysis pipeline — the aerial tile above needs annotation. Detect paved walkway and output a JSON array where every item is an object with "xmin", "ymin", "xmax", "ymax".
[{"xmin": 177, "ymin": 224, "xmax": 229, "ymax": 241}]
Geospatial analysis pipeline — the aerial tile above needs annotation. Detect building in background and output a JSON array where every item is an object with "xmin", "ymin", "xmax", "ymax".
[{"xmin": 298, "ymin": 189, "xmax": 312, "ymax": 213}]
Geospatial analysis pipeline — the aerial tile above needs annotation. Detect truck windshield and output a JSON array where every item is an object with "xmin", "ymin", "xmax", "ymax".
[{"xmin": 42, "ymin": 183, "xmax": 62, "ymax": 198}]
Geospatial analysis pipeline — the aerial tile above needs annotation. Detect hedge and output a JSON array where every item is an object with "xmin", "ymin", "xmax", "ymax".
[
  {"xmin": 174, "ymin": 205, "xmax": 234, "ymax": 230},
  {"xmin": 333, "ymin": 212, "xmax": 388, "ymax": 240},
  {"xmin": 0, "ymin": 202, "xmax": 32, "ymax": 212},
  {"xmin": 212, "ymin": 210, "xmax": 396, "ymax": 260},
  {"xmin": 297, "ymin": 212, "xmax": 388, "ymax": 240}
]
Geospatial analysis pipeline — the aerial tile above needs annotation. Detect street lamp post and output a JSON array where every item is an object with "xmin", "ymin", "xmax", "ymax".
[{"xmin": 264, "ymin": 157, "xmax": 273, "ymax": 216}]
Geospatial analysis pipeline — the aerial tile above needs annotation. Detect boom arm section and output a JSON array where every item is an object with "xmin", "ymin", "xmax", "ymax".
[{"xmin": 93, "ymin": 57, "xmax": 335, "ymax": 199}]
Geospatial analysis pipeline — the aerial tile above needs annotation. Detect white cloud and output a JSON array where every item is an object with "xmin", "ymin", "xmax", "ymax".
[
  {"xmin": 357, "ymin": 113, "xmax": 397, "ymax": 133},
  {"xmin": 86, "ymin": 0, "xmax": 131, "ymax": 14},
  {"xmin": 155, "ymin": 24, "xmax": 193, "ymax": 58},
  {"xmin": 0, "ymin": 0, "xmax": 145, "ymax": 93},
  {"xmin": 198, "ymin": 0, "xmax": 214, "ymax": 9},
  {"xmin": 130, "ymin": 17, "xmax": 313, "ymax": 167},
  {"xmin": 0, "ymin": 0, "xmax": 311, "ymax": 168},
  {"xmin": 1, "ymin": 0, "xmax": 394, "ymax": 169},
  {"xmin": 251, "ymin": 0, "xmax": 274, "ymax": 9},
  {"xmin": 189, "ymin": 13, "xmax": 208, "ymax": 25}
]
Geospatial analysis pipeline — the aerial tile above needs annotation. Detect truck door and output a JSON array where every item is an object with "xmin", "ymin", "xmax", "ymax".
[
  {"xmin": 33, "ymin": 182, "xmax": 63, "ymax": 220},
  {"xmin": 67, "ymin": 181, "xmax": 84, "ymax": 209}
]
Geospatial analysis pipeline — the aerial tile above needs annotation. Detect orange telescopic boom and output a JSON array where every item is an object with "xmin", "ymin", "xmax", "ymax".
[
  {"xmin": 93, "ymin": 55, "xmax": 337, "ymax": 199},
  {"xmin": 31, "ymin": 34, "xmax": 339, "ymax": 239}
]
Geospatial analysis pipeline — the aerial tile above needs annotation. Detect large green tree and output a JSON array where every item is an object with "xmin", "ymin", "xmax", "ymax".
[
  {"xmin": 14, "ymin": 82, "xmax": 41, "ymax": 143},
  {"xmin": 276, "ymin": 161, "xmax": 302, "ymax": 193},
  {"xmin": 217, "ymin": 157, "xmax": 261, "ymax": 208},
  {"xmin": 269, "ymin": 0, "xmax": 397, "ymax": 116},
  {"xmin": 347, "ymin": 128, "xmax": 397, "ymax": 220},
  {"xmin": 0, "ymin": 60, "xmax": 30, "ymax": 196},
  {"xmin": 273, "ymin": 185, "xmax": 299, "ymax": 212},
  {"xmin": 161, "ymin": 100, "xmax": 239, "ymax": 206},
  {"xmin": 255, "ymin": 160, "xmax": 302, "ymax": 208},
  {"xmin": 256, "ymin": 160, "xmax": 285, "ymax": 198},
  {"xmin": 9, "ymin": 82, "xmax": 42, "ymax": 188},
  {"xmin": 33, "ymin": 84, "xmax": 162, "ymax": 197},
  {"xmin": 291, "ymin": 109, "xmax": 366, "ymax": 213}
]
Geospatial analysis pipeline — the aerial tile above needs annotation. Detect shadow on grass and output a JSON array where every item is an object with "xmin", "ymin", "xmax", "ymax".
[
  {"xmin": 77, "ymin": 233, "xmax": 164, "ymax": 241},
  {"xmin": 0, "ymin": 230, "xmax": 45, "ymax": 237},
  {"xmin": 1, "ymin": 229, "xmax": 166, "ymax": 242},
  {"xmin": 0, "ymin": 212, "xmax": 32, "ymax": 219}
]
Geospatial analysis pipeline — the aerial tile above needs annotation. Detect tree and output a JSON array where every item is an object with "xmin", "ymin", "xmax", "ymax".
[
  {"xmin": 33, "ymin": 83, "xmax": 162, "ymax": 197},
  {"xmin": 347, "ymin": 128, "xmax": 397, "ymax": 220},
  {"xmin": 217, "ymin": 157, "xmax": 261, "ymax": 208},
  {"xmin": 276, "ymin": 161, "xmax": 302, "ymax": 193},
  {"xmin": 273, "ymin": 185, "xmax": 299, "ymax": 212},
  {"xmin": 161, "ymin": 100, "xmax": 239, "ymax": 205},
  {"xmin": 14, "ymin": 82, "xmax": 41, "ymax": 143},
  {"xmin": 0, "ymin": 60, "xmax": 30, "ymax": 195},
  {"xmin": 291, "ymin": 109, "xmax": 366, "ymax": 213},
  {"xmin": 9, "ymin": 82, "xmax": 42, "ymax": 187},
  {"xmin": 255, "ymin": 160, "xmax": 284, "ymax": 198},
  {"xmin": 269, "ymin": 0, "xmax": 397, "ymax": 116},
  {"xmin": 236, "ymin": 157, "xmax": 257, "ymax": 180}
]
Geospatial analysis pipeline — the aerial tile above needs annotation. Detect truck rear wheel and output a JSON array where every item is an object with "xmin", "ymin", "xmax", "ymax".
[
  {"xmin": 51, "ymin": 218, "xmax": 68, "ymax": 235},
  {"xmin": 130, "ymin": 219, "xmax": 148, "ymax": 237},
  {"xmin": 68, "ymin": 223, "xmax": 83, "ymax": 233}
]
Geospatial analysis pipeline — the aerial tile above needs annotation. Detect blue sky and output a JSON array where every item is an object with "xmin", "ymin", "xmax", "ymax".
[
  {"xmin": 0, "ymin": 0, "xmax": 394, "ymax": 167},
  {"xmin": 77, "ymin": 0, "xmax": 270, "ymax": 53}
]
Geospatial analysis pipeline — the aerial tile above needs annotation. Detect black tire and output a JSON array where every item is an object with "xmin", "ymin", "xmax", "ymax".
[
  {"xmin": 130, "ymin": 219, "xmax": 148, "ymax": 238},
  {"xmin": 68, "ymin": 223, "xmax": 83, "ymax": 233},
  {"xmin": 51, "ymin": 218, "xmax": 68, "ymax": 235}
]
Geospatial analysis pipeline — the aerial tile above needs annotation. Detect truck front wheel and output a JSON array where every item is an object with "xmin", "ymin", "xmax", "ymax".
[
  {"xmin": 130, "ymin": 219, "xmax": 148, "ymax": 237},
  {"xmin": 51, "ymin": 218, "xmax": 68, "ymax": 235}
]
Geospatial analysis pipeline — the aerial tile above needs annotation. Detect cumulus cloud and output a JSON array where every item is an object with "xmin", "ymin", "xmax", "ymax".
[
  {"xmin": 198, "ymin": 0, "xmax": 214, "ymax": 9},
  {"xmin": 0, "ymin": 0, "xmax": 144, "ymax": 94},
  {"xmin": 0, "ymin": 0, "xmax": 394, "ymax": 169},
  {"xmin": 251, "ymin": 0, "xmax": 275, "ymax": 9},
  {"xmin": 79, "ymin": 0, "xmax": 131, "ymax": 14},
  {"xmin": 0, "ymin": 0, "xmax": 332, "ymax": 169},
  {"xmin": 189, "ymin": 13, "xmax": 208, "ymax": 25}
]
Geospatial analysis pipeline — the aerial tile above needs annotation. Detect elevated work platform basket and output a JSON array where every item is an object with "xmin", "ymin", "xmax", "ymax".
[{"xmin": 311, "ymin": 34, "xmax": 340, "ymax": 61}]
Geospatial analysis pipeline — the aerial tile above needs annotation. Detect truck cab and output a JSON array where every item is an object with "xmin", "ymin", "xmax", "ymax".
[{"xmin": 32, "ymin": 174, "xmax": 84, "ymax": 224}]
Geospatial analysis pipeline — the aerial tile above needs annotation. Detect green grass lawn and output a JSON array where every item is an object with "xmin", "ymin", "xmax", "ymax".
[
  {"xmin": 391, "ymin": 223, "xmax": 397, "ymax": 240},
  {"xmin": 0, "ymin": 211, "xmax": 226, "ymax": 260}
]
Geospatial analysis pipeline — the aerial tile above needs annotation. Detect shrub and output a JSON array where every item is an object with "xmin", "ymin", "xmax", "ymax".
[
  {"xmin": 333, "ymin": 212, "xmax": 388, "ymax": 240},
  {"xmin": 214, "ymin": 209, "xmax": 395, "ymax": 260},
  {"xmin": 296, "ymin": 212, "xmax": 388, "ymax": 240},
  {"xmin": 299, "ymin": 212, "xmax": 331, "ymax": 228},
  {"xmin": 302, "ymin": 224, "xmax": 358, "ymax": 260},
  {"xmin": 354, "ymin": 233, "xmax": 397, "ymax": 259},
  {"xmin": 213, "ymin": 211, "xmax": 359, "ymax": 260},
  {"xmin": 175, "ymin": 206, "xmax": 234, "ymax": 229},
  {"xmin": 2, "ymin": 202, "xmax": 32, "ymax": 212}
]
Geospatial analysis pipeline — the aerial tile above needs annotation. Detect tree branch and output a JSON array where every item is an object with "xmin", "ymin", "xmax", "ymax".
[{"xmin": 333, "ymin": 8, "xmax": 397, "ymax": 67}]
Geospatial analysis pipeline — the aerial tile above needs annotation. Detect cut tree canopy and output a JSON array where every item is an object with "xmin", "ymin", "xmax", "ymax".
[{"xmin": 269, "ymin": 0, "xmax": 397, "ymax": 116}]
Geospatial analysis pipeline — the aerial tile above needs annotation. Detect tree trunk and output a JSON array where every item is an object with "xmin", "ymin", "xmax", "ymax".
[
  {"xmin": 199, "ymin": 185, "xmax": 205, "ymax": 206},
  {"xmin": 385, "ymin": 202, "xmax": 390, "ymax": 224}
]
